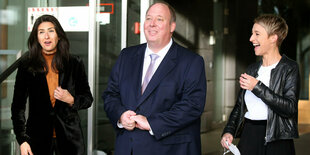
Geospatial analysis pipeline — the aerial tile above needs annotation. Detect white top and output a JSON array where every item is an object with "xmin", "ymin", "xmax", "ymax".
[
  {"xmin": 141, "ymin": 39, "xmax": 172, "ymax": 84},
  {"xmin": 244, "ymin": 62, "xmax": 278, "ymax": 120}
]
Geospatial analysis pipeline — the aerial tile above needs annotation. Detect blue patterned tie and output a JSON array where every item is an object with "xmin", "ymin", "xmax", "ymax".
[{"xmin": 141, "ymin": 54, "xmax": 159, "ymax": 94}]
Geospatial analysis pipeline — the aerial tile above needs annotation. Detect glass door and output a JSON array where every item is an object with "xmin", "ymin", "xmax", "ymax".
[
  {"xmin": 92, "ymin": 0, "xmax": 123, "ymax": 153},
  {"xmin": 1, "ymin": 0, "xmax": 35, "ymax": 154},
  {"xmin": 1, "ymin": 0, "xmax": 93, "ymax": 154},
  {"xmin": 93, "ymin": 0, "xmax": 143, "ymax": 154},
  {"xmin": 1, "ymin": 0, "xmax": 147, "ymax": 154}
]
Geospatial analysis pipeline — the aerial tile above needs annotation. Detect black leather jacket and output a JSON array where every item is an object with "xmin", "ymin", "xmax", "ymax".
[{"xmin": 223, "ymin": 55, "xmax": 300, "ymax": 143}]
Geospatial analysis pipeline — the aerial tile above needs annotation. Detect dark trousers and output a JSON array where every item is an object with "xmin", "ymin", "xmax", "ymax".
[{"xmin": 237, "ymin": 118, "xmax": 295, "ymax": 155}]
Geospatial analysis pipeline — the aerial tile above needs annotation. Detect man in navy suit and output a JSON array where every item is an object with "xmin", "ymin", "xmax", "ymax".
[{"xmin": 103, "ymin": 2, "xmax": 207, "ymax": 155}]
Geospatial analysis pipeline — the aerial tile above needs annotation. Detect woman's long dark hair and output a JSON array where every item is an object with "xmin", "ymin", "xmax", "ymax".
[{"xmin": 27, "ymin": 14, "xmax": 70, "ymax": 73}]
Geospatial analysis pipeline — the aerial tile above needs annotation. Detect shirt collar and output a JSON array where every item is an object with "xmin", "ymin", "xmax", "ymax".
[{"xmin": 145, "ymin": 39, "xmax": 173, "ymax": 58}]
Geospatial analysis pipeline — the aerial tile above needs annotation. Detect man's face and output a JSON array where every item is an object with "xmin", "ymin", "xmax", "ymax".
[{"xmin": 144, "ymin": 3, "xmax": 176, "ymax": 50}]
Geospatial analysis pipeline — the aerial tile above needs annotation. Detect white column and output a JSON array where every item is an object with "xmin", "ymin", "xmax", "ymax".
[
  {"xmin": 121, "ymin": 0, "xmax": 128, "ymax": 49},
  {"xmin": 87, "ymin": 0, "xmax": 97, "ymax": 154}
]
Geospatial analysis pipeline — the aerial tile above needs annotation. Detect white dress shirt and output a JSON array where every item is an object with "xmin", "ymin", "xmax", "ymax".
[{"xmin": 141, "ymin": 39, "xmax": 172, "ymax": 84}]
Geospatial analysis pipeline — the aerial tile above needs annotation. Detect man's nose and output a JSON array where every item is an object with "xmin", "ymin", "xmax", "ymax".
[{"xmin": 150, "ymin": 19, "xmax": 156, "ymax": 26}]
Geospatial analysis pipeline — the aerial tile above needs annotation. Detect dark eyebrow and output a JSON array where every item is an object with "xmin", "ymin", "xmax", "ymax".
[{"xmin": 38, "ymin": 27, "xmax": 55, "ymax": 31}]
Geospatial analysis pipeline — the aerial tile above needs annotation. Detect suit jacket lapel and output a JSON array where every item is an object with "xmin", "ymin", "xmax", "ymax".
[
  {"xmin": 137, "ymin": 42, "xmax": 178, "ymax": 107},
  {"xmin": 56, "ymin": 62, "xmax": 67, "ymax": 109},
  {"xmin": 34, "ymin": 72, "xmax": 54, "ymax": 109},
  {"xmin": 132, "ymin": 44, "xmax": 147, "ymax": 103},
  {"xmin": 59, "ymin": 72, "xmax": 64, "ymax": 87}
]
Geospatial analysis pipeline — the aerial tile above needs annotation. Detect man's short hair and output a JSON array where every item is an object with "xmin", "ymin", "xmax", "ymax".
[{"xmin": 146, "ymin": 1, "xmax": 176, "ymax": 24}]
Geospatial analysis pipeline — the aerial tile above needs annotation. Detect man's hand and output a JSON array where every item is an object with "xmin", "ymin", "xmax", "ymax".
[
  {"xmin": 54, "ymin": 86, "xmax": 74, "ymax": 106},
  {"xmin": 239, "ymin": 73, "xmax": 258, "ymax": 91},
  {"xmin": 130, "ymin": 115, "xmax": 150, "ymax": 131},
  {"xmin": 20, "ymin": 142, "xmax": 33, "ymax": 155},
  {"xmin": 120, "ymin": 110, "xmax": 136, "ymax": 130}
]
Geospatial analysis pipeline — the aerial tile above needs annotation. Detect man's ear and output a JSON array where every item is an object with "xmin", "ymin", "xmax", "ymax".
[{"xmin": 170, "ymin": 22, "xmax": 176, "ymax": 33}]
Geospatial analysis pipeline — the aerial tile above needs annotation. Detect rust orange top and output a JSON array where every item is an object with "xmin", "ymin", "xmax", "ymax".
[{"xmin": 43, "ymin": 52, "xmax": 58, "ymax": 137}]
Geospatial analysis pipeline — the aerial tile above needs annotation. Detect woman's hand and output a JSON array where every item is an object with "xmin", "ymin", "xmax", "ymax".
[
  {"xmin": 20, "ymin": 142, "xmax": 33, "ymax": 155},
  {"xmin": 54, "ymin": 86, "xmax": 74, "ymax": 106},
  {"xmin": 239, "ymin": 73, "xmax": 258, "ymax": 91},
  {"xmin": 221, "ymin": 133, "xmax": 234, "ymax": 149}
]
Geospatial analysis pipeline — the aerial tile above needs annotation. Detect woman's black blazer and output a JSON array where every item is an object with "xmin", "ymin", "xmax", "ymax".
[{"xmin": 11, "ymin": 54, "xmax": 93, "ymax": 155}]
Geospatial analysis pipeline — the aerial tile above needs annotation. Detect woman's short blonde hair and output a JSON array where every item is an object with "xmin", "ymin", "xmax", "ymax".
[{"xmin": 254, "ymin": 14, "xmax": 288, "ymax": 47}]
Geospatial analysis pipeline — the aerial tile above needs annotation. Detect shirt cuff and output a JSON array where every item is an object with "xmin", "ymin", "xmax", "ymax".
[
  {"xmin": 117, "ymin": 121, "xmax": 124, "ymax": 128},
  {"xmin": 149, "ymin": 127, "xmax": 154, "ymax": 135},
  {"xmin": 118, "ymin": 120, "xmax": 153, "ymax": 135}
]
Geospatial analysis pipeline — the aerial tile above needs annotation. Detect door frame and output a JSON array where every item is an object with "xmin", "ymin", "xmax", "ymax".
[{"xmin": 86, "ymin": 0, "xmax": 152, "ymax": 154}]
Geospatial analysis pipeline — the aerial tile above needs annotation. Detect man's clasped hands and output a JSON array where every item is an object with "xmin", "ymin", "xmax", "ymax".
[{"xmin": 120, "ymin": 110, "xmax": 151, "ymax": 131}]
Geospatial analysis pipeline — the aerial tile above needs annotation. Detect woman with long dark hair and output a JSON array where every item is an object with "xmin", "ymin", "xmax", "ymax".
[{"xmin": 11, "ymin": 14, "xmax": 93, "ymax": 155}]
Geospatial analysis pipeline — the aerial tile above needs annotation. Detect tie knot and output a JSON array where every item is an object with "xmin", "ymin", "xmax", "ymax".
[{"xmin": 150, "ymin": 54, "xmax": 159, "ymax": 62}]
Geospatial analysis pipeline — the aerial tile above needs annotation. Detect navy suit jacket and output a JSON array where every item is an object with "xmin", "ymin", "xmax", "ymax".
[{"xmin": 103, "ymin": 41, "xmax": 207, "ymax": 155}]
